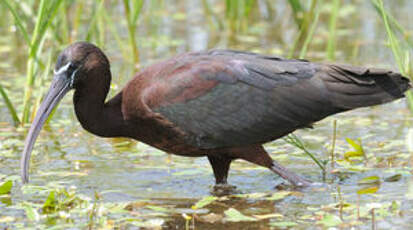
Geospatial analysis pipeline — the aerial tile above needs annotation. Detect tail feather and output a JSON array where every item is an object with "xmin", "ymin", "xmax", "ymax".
[{"xmin": 320, "ymin": 64, "xmax": 411, "ymax": 110}]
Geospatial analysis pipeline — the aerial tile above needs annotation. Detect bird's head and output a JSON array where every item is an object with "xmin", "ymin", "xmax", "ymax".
[
  {"xmin": 20, "ymin": 42, "xmax": 109, "ymax": 183},
  {"xmin": 54, "ymin": 42, "xmax": 110, "ymax": 89}
]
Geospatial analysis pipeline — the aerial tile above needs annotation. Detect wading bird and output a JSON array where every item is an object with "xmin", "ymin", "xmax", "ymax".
[{"xmin": 21, "ymin": 42, "xmax": 410, "ymax": 187}]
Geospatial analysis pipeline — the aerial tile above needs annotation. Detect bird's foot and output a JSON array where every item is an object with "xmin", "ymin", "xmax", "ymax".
[
  {"xmin": 270, "ymin": 161, "xmax": 317, "ymax": 188},
  {"xmin": 275, "ymin": 180, "xmax": 324, "ymax": 190},
  {"xmin": 211, "ymin": 183, "xmax": 238, "ymax": 196},
  {"xmin": 290, "ymin": 177, "xmax": 314, "ymax": 187}
]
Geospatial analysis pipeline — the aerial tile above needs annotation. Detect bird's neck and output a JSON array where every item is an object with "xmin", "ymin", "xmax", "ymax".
[{"xmin": 73, "ymin": 82, "xmax": 130, "ymax": 138}]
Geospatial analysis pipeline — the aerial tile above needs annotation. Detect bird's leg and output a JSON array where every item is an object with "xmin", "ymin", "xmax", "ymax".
[
  {"xmin": 207, "ymin": 155, "xmax": 232, "ymax": 185},
  {"xmin": 270, "ymin": 160, "xmax": 312, "ymax": 187},
  {"xmin": 232, "ymin": 145, "xmax": 313, "ymax": 187},
  {"xmin": 207, "ymin": 155, "xmax": 237, "ymax": 195}
]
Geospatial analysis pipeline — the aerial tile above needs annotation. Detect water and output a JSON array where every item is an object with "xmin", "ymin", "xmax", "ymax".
[{"xmin": 0, "ymin": 0, "xmax": 413, "ymax": 229}]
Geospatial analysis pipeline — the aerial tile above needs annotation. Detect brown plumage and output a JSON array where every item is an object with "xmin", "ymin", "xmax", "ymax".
[{"xmin": 21, "ymin": 42, "xmax": 410, "ymax": 187}]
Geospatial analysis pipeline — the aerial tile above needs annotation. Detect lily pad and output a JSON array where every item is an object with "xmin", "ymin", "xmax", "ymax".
[
  {"xmin": 224, "ymin": 208, "xmax": 257, "ymax": 222},
  {"xmin": 316, "ymin": 213, "xmax": 342, "ymax": 227},
  {"xmin": 266, "ymin": 191, "xmax": 292, "ymax": 201},
  {"xmin": 358, "ymin": 175, "xmax": 380, "ymax": 185},
  {"xmin": 192, "ymin": 196, "xmax": 217, "ymax": 209},
  {"xmin": 384, "ymin": 174, "xmax": 402, "ymax": 182},
  {"xmin": 357, "ymin": 186, "xmax": 379, "ymax": 195},
  {"xmin": 0, "ymin": 180, "xmax": 12, "ymax": 195},
  {"xmin": 269, "ymin": 221, "xmax": 298, "ymax": 227}
]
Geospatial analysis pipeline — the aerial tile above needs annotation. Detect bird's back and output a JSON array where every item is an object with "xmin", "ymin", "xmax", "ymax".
[{"xmin": 120, "ymin": 50, "xmax": 410, "ymax": 152}]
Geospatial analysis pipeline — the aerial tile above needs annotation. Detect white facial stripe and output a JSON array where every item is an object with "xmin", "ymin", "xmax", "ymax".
[
  {"xmin": 69, "ymin": 68, "xmax": 79, "ymax": 88},
  {"xmin": 53, "ymin": 62, "xmax": 71, "ymax": 75}
]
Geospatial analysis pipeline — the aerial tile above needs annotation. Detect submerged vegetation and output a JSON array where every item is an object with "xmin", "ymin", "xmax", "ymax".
[{"xmin": 0, "ymin": 0, "xmax": 412, "ymax": 229}]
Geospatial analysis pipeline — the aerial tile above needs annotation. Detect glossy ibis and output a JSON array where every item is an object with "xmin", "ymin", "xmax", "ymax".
[{"xmin": 21, "ymin": 42, "xmax": 410, "ymax": 187}]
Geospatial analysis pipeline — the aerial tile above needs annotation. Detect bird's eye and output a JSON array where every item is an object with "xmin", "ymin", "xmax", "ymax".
[{"xmin": 68, "ymin": 63, "xmax": 78, "ymax": 73}]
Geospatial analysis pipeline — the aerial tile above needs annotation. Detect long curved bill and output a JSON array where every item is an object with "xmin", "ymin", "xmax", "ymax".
[{"xmin": 21, "ymin": 72, "xmax": 71, "ymax": 183}]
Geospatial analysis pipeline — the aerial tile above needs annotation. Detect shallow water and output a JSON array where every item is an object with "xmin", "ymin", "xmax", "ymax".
[{"xmin": 1, "ymin": 0, "xmax": 413, "ymax": 229}]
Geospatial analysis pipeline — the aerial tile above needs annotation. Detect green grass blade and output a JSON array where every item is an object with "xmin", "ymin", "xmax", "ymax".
[
  {"xmin": 22, "ymin": 0, "xmax": 48, "ymax": 123},
  {"xmin": 0, "ymin": 83, "xmax": 20, "ymax": 126},
  {"xmin": 284, "ymin": 134, "xmax": 326, "ymax": 172},
  {"xmin": 326, "ymin": 0, "xmax": 339, "ymax": 60},
  {"xmin": 85, "ymin": 0, "xmax": 102, "ymax": 42},
  {"xmin": 371, "ymin": 0, "xmax": 413, "ymax": 48},
  {"xmin": 288, "ymin": 0, "xmax": 319, "ymax": 58},
  {"xmin": 287, "ymin": 0, "xmax": 304, "ymax": 27},
  {"xmin": 102, "ymin": 7, "xmax": 128, "ymax": 60},
  {"xmin": 372, "ymin": 0, "xmax": 413, "ymax": 112},
  {"xmin": 131, "ymin": 0, "xmax": 144, "ymax": 24},
  {"xmin": 372, "ymin": 0, "xmax": 403, "ymax": 71},
  {"xmin": 72, "ymin": 1, "xmax": 84, "ymax": 41},
  {"xmin": 22, "ymin": 0, "xmax": 63, "ymax": 124},
  {"xmin": 123, "ymin": 0, "xmax": 141, "ymax": 67},
  {"xmin": 299, "ymin": 0, "xmax": 322, "ymax": 59},
  {"xmin": 201, "ymin": 0, "xmax": 223, "ymax": 30},
  {"xmin": 1, "ymin": 0, "xmax": 30, "ymax": 45}
]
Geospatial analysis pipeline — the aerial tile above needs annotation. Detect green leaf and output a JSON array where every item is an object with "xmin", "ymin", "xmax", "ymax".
[
  {"xmin": 357, "ymin": 186, "xmax": 379, "ymax": 195},
  {"xmin": 384, "ymin": 174, "xmax": 402, "ymax": 182},
  {"xmin": 344, "ymin": 151, "xmax": 364, "ymax": 159},
  {"xmin": 390, "ymin": 201, "xmax": 400, "ymax": 212},
  {"xmin": 266, "ymin": 191, "xmax": 292, "ymax": 201},
  {"xmin": 316, "ymin": 213, "xmax": 342, "ymax": 227},
  {"xmin": 358, "ymin": 176, "xmax": 380, "ymax": 185},
  {"xmin": 0, "ymin": 84, "xmax": 20, "ymax": 126},
  {"xmin": 346, "ymin": 138, "xmax": 364, "ymax": 155},
  {"xmin": 224, "ymin": 208, "xmax": 257, "ymax": 222},
  {"xmin": 0, "ymin": 180, "xmax": 12, "ymax": 195},
  {"xmin": 24, "ymin": 204, "xmax": 40, "ymax": 222},
  {"xmin": 232, "ymin": 192, "xmax": 267, "ymax": 199},
  {"xmin": 269, "ymin": 221, "xmax": 298, "ymax": 227},
  {"xmin": 42, "ymin": 191, "xmax": 57, "ymax": 213},
  {"xmin": 192, "ymin": 196, "xmax": 217, "ymax": 209},
  {"xmin": 253, "ymin": 213, "xmax": 283, "ymax": 220},
  {"xmin": 146, "ymin": 205, "xmax": 172, "ymax": 213}
]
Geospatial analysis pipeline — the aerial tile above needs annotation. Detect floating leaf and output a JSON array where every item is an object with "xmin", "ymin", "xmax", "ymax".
[
  {"xmin": 172, "ymin": 169, "xmax": 204, "ymax": 176},
  {"xmin": 266, "ymin": 191, "xmax": 292, "ymax": 201},
  {"xmin": 146, "ymin": 205, "xmax": 173, "ymax": 213},
  {"xmin": 129, "ymin": 218, "xmax": 164, "ymax": 228},
  {"xmin": 42, "ymin": 191, "xmax": 57, "ymax": 213},
  {"xmin": 316, "ymin": 213, "xmax": 342, "ymax": 227},
  {"xmin": 344, "ymin": 138, "xmax": 365, "ymax": 160},
  {"xmin": 0, "ymin": 180, "xmax": 12, "ymax": 195},
  {"xmin": 357, "ymin": 186, "xmax": 379, "ymax": 195},
  {"xmin": 224, "ymin": 208, "xmax": 257, "ymax": 222},
  {"xmin": 200, "ymin": 213, "xmax": 223, "ymax": 223},
  {"xmin": 182, "ymin": 213, "xmax": 192, "ymax": 220},
  {"xmin": 390, "ymin": 201, "xmax": 400, "ymax": 212},
  {"xmin": 358, "ymin": 176, "xmax": 380, "ymax": 185},
  {"xmin": 125, "ymin": 201, "xmax": 149, "ymax": 210},
  {"xmin": 253, "ymin": 213, "xmax": 283, "ymax": 220},
  {"xmin": 232, "ymin": 192, "xmax": 267, "ymax": 199},
  {"xmin": 0, "ymin": 216, "xmax": 14, "ymax": 223},
  {"xmin": 192, "ymin": 196, "xmax": 217, "ymax": 209},
  {"xmin": 24, "ymin": 205, "xmax": 40, "ymax": 222},
  {"xmin": 384, "ymin": 174, "xmax": 402, "ymax": 182},
  {"xmin": 346, "ymin": 138, "xmax": 364, "ymax": 153},
  {"xmin": 269, "ymin": 221, "xmax": 298, "ymax": 227},
  {"xmin": 366, "ymin": 202, "xmax": 382, "ymax": 209},
  {"xmin": 344, "ymin": 151, "xmax": 364, "ymax": 159},
  {"xmin": 38, "ymin": 171, "xmax": 88, "ymax": 177}
]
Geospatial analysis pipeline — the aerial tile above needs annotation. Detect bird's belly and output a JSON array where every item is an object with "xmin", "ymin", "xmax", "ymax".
[
  {"xmin": 129, "ymin": 120, "xmax": 207, "ymax": 157},
  {"xmin": 149, "ymin": 139, "xmax": 207, "ymax": 157}
]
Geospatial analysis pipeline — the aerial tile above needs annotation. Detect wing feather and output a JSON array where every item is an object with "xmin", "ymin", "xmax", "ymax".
[{"xmin": 145, "ymin": 51, "xmax": 408, "ymax": 149}]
